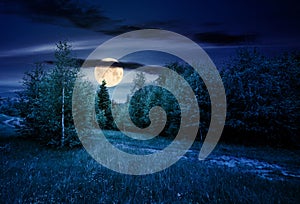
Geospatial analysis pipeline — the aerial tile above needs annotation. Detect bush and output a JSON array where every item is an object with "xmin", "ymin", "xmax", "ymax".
[{"xmin": 221, "ymin": 49, "xmax": 300, "ymax": 147}]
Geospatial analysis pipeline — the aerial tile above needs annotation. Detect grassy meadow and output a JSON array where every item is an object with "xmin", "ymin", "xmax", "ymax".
[{"xmin": 1, "ymin": 132, "xmax": 299, "ymax": 203}]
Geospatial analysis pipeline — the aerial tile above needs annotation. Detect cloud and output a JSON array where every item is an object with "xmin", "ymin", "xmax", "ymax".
[
  {"xmin": 194, "ymin": 32, "xmax": 258, "ymax": 45},
  {"xmin": 0, "ymin": 44, "xmax": 55, "ymax": 57},
  {"xmin": 99, "ymin": 25, "xmax": 145, "ymax": 36},
  {"xmin": 44, "ymin": 58, "xmax": 144, "ymax": 70},
  {"xmin": 1, "ymin": 0, "xmax": 115, "ymax": 30},
  {"xmin": 1, "ymin": 0, "xmax": 178, "ymax": 36},
  {"xmin": 98, "ymin": 20, "xmax": 178, "ymax": 36},
  {"xmin": 0, "ymin": 39, "xmax": 103, "ymax": 57},
  {"xmin": 200, "ymin": 22, "xmax": 223, "ymax": 27}
]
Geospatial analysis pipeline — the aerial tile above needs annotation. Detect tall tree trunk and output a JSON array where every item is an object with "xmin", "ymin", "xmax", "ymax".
[{"xmin": 61, "ymin": 85, "xmax": 65, "ymax": 147}]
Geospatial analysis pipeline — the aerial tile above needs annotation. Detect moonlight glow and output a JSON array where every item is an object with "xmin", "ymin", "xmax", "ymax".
[{"xmin": 94, "ymin": 58, "xmax": 123, "ymax": 87}]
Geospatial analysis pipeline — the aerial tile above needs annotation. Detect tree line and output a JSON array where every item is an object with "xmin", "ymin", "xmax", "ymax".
[
  {"xmin": 112, "ymin": 49, "xmax": 300, "ymax": 147},
  {"xmin": 10, "ymin": 41, "xmax": 300, "ymax": 148}
]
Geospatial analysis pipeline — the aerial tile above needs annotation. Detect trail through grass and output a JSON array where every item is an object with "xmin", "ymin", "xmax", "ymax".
[{"xmin": 1, "ymin": 133, "xmax": 300, "ymax": 203}]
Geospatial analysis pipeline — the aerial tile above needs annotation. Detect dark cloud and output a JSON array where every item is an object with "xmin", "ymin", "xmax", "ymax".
[
  {"xmin": 1, "ymin": 0, "xmax": 114, "ymax": 29},
  {"xmin": 43, "ymin": 59, "xmax": 144, "ymax": 69},
  {"xmin": 145, "ymin": 20, "xmax": 178, "ymax": 28},
  {"xmin": 82, "ymin": 59, "xmax": 144, "ymax": 70},
  {"xmin": 200, "ymin": 22, "xmax": 223, "ymax": 27},
  {"xmin": 1, "ymin": 0, "xmax": 178, "ymax": 36},
  {"xmin": 99, "ymin": 20, "xmax": 178, "ymax": 36},
  {"xmin": 99, "ymin": 25, "xmax": 145, "ymax": 36},
  {"xmin": 194, "ymin": 32, "xmax": 258, "ymax": 45}
]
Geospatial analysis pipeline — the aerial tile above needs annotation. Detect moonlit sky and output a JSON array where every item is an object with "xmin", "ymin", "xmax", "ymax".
[{"xmin": 0, "ymin": 0, "xmax": 299, "ymax": 97}]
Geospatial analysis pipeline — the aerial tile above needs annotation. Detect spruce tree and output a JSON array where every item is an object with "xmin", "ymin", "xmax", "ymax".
[
  {"xmin": 17, "ymin": 63, "xmax": 46, "ymax": 138},
  {"xmin": 96, "ymin": 80, "xmax": 114, "ymax": 130}
]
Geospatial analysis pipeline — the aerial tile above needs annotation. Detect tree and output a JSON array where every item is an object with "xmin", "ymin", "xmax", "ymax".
[
  {"xmin": 128, "ymin": 71, "xmax": 182, "ymax": 137},
  {"xmin": 128, "ymin": 72, "xmax": 150, "ymax": 128},
  {"xmin": 17, "ymin": 63, "xmax": 46, "ymax": 138},
  {"xmin": 96, "ymin": 80, "xmax": 114, "ymax": 130},
  {"xmin": 18, "ymin": 41, "xmax": 82, "ymax": 147},
  {"xmin": 47, "ymin": 41, "xmax": 79, "ymax": 146},
  {"xmin": 221, "ymin": 49, "xmax": 300, "ymax": 146},
  {"xmin": 130, "ymin": 71, "xmax": 145, "ymax": 94}
]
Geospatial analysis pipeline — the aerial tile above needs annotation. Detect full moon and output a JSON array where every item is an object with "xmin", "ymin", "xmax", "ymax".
[{"xmin": 94, "ymin": 58, "xmax": 123, "ymax": 87}]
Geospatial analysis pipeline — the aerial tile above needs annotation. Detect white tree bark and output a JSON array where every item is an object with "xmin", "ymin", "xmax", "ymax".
[{"xmin": 61, "ymin": 85, "xmax": 65, "ymax": 147}]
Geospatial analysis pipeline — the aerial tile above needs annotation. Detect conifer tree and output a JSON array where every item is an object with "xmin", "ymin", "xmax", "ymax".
[
  {"xmin": 96, "ymin": 80, "xmax": 114, "ymax": 129},
  {"xmin": 17, "ymin": 63, "xmax": 46, "ymax": 138}
]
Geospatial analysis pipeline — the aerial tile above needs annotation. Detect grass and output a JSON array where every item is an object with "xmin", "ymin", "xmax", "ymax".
[{"xmin": 1, "ymin": 136, "xmax": 300, "ymax": 203}]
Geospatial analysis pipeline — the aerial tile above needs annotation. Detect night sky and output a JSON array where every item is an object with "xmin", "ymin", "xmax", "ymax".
[{"xmin": 0, "ymin": 0, "xmax": 299, "ymax": 96}]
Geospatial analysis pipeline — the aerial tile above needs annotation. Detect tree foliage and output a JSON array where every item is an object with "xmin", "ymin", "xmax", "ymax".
[
  {"xmin": 128, "ymin": 70, "xmax": 183, "ymax": 137},
  {"xmin": 126, "ymin": 50, "xmax": 299, "ymax": 147},
  {"xmin": 17, "ymin": 41, "xmax": 87, "ymax": 147},
  {"xmin": 16, "ymin": 44, "xmax": 299, "ymax": 148},
  {"xmin": 221, "ymin": 49, "xmax": 299, "ymax": 146},
  {"xmin": 17, "ymin": 63, "xmax": 46, "ymax": 137},
  {"xmin": 95, "ymin": 80, "xmax": 114, "ymax": 130}
]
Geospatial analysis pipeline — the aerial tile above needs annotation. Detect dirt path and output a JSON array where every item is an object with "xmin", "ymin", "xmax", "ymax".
[{"xmin": 109, "ymin": 134, "xmax": 300, "ymax": 181}]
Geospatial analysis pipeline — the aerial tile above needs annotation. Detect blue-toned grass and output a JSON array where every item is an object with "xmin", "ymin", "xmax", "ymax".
[{"xmin": 1, "ymin": 137, "xmax": 299, "ymax": 203}]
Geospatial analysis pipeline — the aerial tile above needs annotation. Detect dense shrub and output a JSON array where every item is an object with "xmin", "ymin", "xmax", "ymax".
[
  {"xmin": 143, "ymin": 50, "xmax": 300, "ymax": 147},
  {"xmin": 221, "ymin": 49, "xmax": 299, "ymax": 147}
]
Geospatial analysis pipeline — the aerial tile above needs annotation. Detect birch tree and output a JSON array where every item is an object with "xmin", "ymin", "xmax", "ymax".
[{"xmin": 52, "ymin": 41, "xmax": 79, "ymax": 146}]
